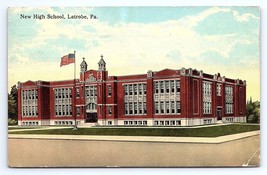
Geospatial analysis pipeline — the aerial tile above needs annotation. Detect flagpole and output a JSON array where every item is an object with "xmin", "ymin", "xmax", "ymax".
[{"xmin": 73, "ymin": 50, "xmax": 78, "ymax": 130}]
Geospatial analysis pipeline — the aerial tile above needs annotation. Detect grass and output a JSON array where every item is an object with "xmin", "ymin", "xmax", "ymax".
[
  {"xmin": 8, "ymin": 127, "xmax": 40, "ymax": 130},
  {"xmin": 9, "ymin": 124, "xmax": 260, "ymax": 137}
]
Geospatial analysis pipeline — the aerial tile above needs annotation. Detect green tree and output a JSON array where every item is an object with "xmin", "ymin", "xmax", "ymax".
[
  {"xmin": 246, "ymin": 100, "xmax": 260, "ymax": 123},
  {"xmin": 10, "ymin": 85, "xmax": 18, "ymax": 104},
  {"xmin": 8, "ymin": 85, "xmax": 18, "ymax": 125}
]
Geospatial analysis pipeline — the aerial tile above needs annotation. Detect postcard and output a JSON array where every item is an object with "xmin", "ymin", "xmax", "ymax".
[{"xmin": 8, "ymin": 7, "xmax": 260, "ymax": 167}]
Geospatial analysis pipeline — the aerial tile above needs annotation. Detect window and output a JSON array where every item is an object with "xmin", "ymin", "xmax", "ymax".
[
  {"xmin": 166, "ymin": 81, "xmax": 170, "ymax": 93},
  {"xmin": 217, "ymin": 84, "xmax": 221, "ymax": 96},
  {"xmin": 90, "ymin": 86, "xmax": 94, "ymax": 96},
  {"xmin": 171, "ymin": 101, "xmax": 175, "ymax": 113},
  {"xmin": 125, "ymin": 103, "xmax": 128, "ymax": 114},
  {"xmin": 124, "ymin": 85, "xmax": 128, "ymax": 95},
  {"xmin": 134, "ymin": 84, "xmax": 137, "ymax": 95},
  {"xmin": 160, "ymin": 101, "xmax": 164, "ymax": 113},
  {"xmin": 155, "ymin": 102, "xmax": 159, "ymax": 114},
  {"xmin": 153, "ymin": 80, "xmax": 181, "ymax": 115},
  {"xmin": 21, "ymin": 89, "xmax": 38, "ymax": 117},
  {"xmin": 155, "ymin": 81, "xmax": 159, "ymax": 93},
  {"xmin": 165, "ymin": 121, "xmax": 169, "ymax": 126},
  {"xmin": 108, "ymin": 121, "xmax": 112, "ymax": 125},
  {"xmin": 143, "ymin": 102, "xmax": 147, "ymax": 114},
  {"xmin": 58, "ymin": 89, "xmax": 61, "ymax": 98},
  {"xmin": 108, "ymin": 106, "xmax": 112, "ymax": 115},
  {"xmin": 139, "ymin": 103, "xmax": 142, "ymax": 114},
  {"xmin": 77, "ymin": 107, "xmax": 80, "ymax": 116},
  {"xmin": 143, "ymin": 84, "xmax": 146, "ymax": 95},
  {"xmin": 176, "ymin": 101, "xmax": 181, "ymax": 113},
  {"xmin": 160, "ymin": 81, "xmax": 164, "ymax": 93},
  {"xmin": 176, "ymin": 81, "xmax": 180, "ymax": 92},
  {"xmin": 139, "ymin": 84, "xmax": 142, "ymax": 95},
  {"xmin": 225, "ymin": 86, "xmax": 233, "ymax": 114},
  {"xmin": 108, "ymin": 85, "xmax": 111, "ymax": 96},
  {"xmin": 76, "ymin": 87, "xmax": 80, "ymax": 98},
  {"xmin": 176, "ymin": 121, "xmax": 181, "ymax": 126},
  {"xmin": 54, "ymin": 88, "xmax": 72, "ymax": 116},
  {"xmin": 129, "ymin": 85, "xmax": 133, "ymax": 95},
  {"xmin": 203, "ymin": 82, "xmax": 212, "ymax": 114},
  {"xmin": 124, "ymin": 83, "xmax": 146, "ymax": 115},
  {"xmin": 171, "ymin": 81, "xmax": 175, "ymax": 93},
  {"xmin": 166, "ymin": 101, "xmax": 170, "ymax": 113},
  {"xmin": 129, "ymin": 103, "xmax": 133, "ymax": 114}
]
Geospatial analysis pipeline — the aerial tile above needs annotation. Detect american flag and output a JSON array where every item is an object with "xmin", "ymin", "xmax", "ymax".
[{"xmin": 60, "ymin": 53, "xmax": 75, "ymax": 67}]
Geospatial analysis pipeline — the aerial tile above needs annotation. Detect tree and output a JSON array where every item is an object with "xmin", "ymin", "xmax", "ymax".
[
  {"xmin": 8, "ymin": 85, "xmax": 18, "ymax": 125},
  {"xmin": 8, "ymin": 94, "xmax": 17, "ymax": 119},
  {"xmin": 10, "ymin": 85, "xmax": 18, "ymax": 104},
  {"xmin": 246, "ymin": 100, "xmax": 260, "ymax": 123}
]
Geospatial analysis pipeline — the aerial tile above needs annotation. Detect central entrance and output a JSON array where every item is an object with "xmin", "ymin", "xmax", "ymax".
[
  {"xmin": 86, "ymin": 113, "xmax": 97, "ymax": 123},
  {"xmin": 217, "ymin": 108, "xmax": 222, "ymax": 120},
  {"xmin": 85, "ymin": 103, "xmax": 97, "ymax": 123}
]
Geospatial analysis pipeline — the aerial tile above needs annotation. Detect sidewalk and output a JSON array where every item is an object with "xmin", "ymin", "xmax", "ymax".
[{"xmin": 8, "ymin": 130, "xmax": 260, "ymax": 167}]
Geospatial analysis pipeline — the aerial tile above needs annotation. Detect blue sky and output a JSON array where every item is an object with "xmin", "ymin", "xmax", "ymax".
[{"xmin": 8, "ymin": 7, "xmax": 260, "ymax": 100}]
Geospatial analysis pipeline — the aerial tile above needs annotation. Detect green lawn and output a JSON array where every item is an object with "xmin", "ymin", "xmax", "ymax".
[
  {"xmin": 8, "ymin": 124, "xmax": 260, "ymax": 137},
  {"xmin": 8, "ymin": 127, "xmax": 39, "ymax": 130}
]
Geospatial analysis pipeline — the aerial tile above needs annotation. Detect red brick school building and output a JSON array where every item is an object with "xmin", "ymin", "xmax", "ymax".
[{"xmin": 17, "ymin": 55, "xmax": 246, "ymax": 126}]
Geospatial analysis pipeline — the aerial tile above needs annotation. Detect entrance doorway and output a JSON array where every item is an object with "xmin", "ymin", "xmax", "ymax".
[
  {"xmin": 86, "ymin": 113, "xmax": 97, "ymax": 123},
  {"xmin": 217, "ymin": 109, "xmax": 222, "ymax": 120}
]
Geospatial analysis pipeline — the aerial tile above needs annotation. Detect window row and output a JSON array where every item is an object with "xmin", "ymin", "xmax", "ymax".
[
  {"xmin": 22, "ymin": 106, "xmax": 38, "ymax": 116},
  {"xmin": 124, "ymin": 83, "xmax": 146, "ymax": 96},
  {"xmin": 22, "ymin": 90, "xmax": 38, "ymax": 100},
  {"xmin": 124, "ymin": 102, "xmax": 147, "ymax": 115},
  {"xmin": 85, "ymin": 86, "xmax": 97, "ymax": 97},
  {"xmin": 203, "ymin": 82, "xmax": 212, "ymax": 96},
  {"xmin": 22, "ymin": 121, "xmax": 39, "ymax": 126},
  {"xmin": 154, "ymin": 80, "xmax": 180, "ymax": 94},
  {"xmin": 55, "ymin": 121, "xmax": 73, "ymax": 125},
  {"xmin": 154, "ymin": 101, "xmax": 181, "ymax": 114},
  {"xmin": 226, "ymin": 117, "xmax": 234, "ymax": 122},
  {"xmin": 124, "ymin": 120, "xmax": 147, "ymax": 126},
  {"xmin": 154, "ymin": 120, "xmax": 181, "ymax": 126},
  {"xmin": 225, "ymin": 86, "xmax": 233, "ymax": 96},
  {"xmin": 203, "ymin": 119, "xmax": 212, "ymax": 124},
  {"xmin": 55, "ymin": 104, "xmax": 72, "ymax": 116},
  {"xmin": 86, "ymin": 103, "xmax": 97, "ymax": 110},
  {"xmin": 54, "ymin": 88, "xmax": 72, "ymax": 99}
]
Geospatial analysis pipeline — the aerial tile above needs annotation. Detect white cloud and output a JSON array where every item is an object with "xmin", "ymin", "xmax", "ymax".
[
  {"xmin": 232, "ymin": 10, "xmax": 260, "ymax": 22},
  {"xmin": 178, "ymin": 7, "xmax": 231, "ymax": 28},
  {"xmin": 8, "ymin": 7, "xmax": 260, "ymax": 100}
]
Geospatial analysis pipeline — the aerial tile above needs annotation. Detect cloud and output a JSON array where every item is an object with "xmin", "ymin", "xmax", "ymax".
[
  {"xmin": 232, "ymin": 10, "xmax": 260, "ymax": 22},
  {"xmin": 178, "ymin": 7, "xmax": 231, "ymax": 28},
  {"xmin": 8, "ymin": 7, "xmax": 260, "ymax": 100}
]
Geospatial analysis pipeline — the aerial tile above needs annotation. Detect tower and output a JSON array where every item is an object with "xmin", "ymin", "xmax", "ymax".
[
  {"xmin": 80, "ymin": 57, "xmax": 88, "ymax": 73},
  {"xmin": 98, "ymin": 55, "xmax": 106, "ymax": 71}
]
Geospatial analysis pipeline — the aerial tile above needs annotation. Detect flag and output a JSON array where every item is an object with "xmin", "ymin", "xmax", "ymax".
[{"xmin": 60, "ymin": 53, "xmax": 75, "ymax": 67}]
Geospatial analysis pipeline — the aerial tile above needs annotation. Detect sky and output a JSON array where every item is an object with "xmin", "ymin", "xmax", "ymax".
[{"xmin": 8, "ymin": 7, "xmax": 260, "ymax": 101}]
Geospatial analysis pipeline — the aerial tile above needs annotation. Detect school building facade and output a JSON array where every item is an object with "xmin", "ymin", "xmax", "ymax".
[{"xmin": 17, "ymin": 55, "xmax": 247, "ymax": 126}]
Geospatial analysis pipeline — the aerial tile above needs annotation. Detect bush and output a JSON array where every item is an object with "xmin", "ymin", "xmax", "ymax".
[
  {"xmin": 246, "ymin": 101, "xmax": 260, "ymax": 123},
  {"xmin": 8, "ymin": 118, "xmax": 18, "ymax": 126}
]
